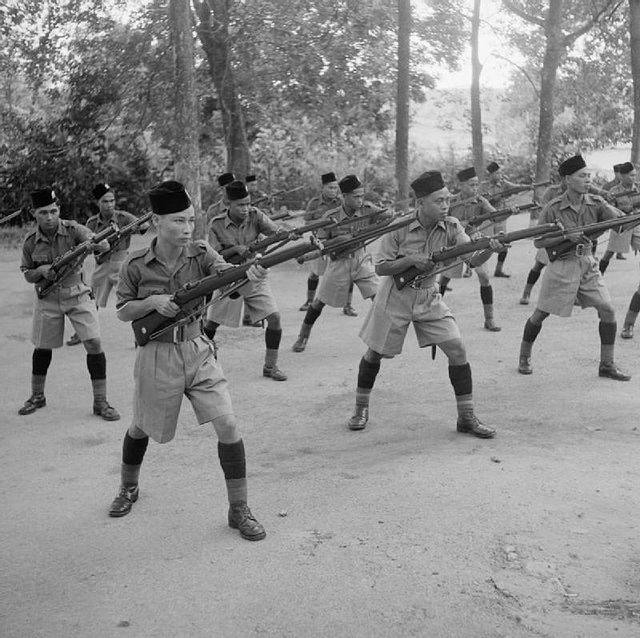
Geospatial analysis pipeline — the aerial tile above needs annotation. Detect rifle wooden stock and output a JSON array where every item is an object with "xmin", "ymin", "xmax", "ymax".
[
  {"xmin": 393, "ymin": 223, "xmax": 561, "ymax": 290},
  {"xmin": 95, "ymin": 212, "xmax": 153, "ymax": 264},
  {"xmin": 132, "ymin": 239, "xmax": 319, "ymax": 346},
  {"xmin": 544, "ymin": 212, "xmax": 640, "ymax": 262},
  {"xmin": 36, "ymin": 223, "xmax": 117, "ymax": 298}
]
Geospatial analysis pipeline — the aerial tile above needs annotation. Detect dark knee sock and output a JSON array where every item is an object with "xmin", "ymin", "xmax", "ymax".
[
  {"xmin": 218, "ymin": 440, "xmax": 247, "ymax": 504},
  {"xmin": 31, "ymin": 348, "xmax": 52, "ymax": 395},
  {"xmin": 523, "ymin": 319, "xmax": 542, "ymax": 343},
  {"xmin": 629, "ymin": 292, "xmax": 640, "ymax": 314},
  {"xmin": 497, "ymin": 251, "xmax": 507, "ymax": 264},
  {"xmin": 480, "ymin": 285, "xmax": 493, "ymax": 305},
  {"xmin": 527, "ymin": 269, "xmax": 541, "ymax": 286},
  {"xmin": 87, "ymin": 352, "xmax": 107, "ymax": 403},
  {"xmin": 265, "ymin": 328, "xmax": 282, "ymax": 368},
  {"xmin": 599, "ymin": 320, "xmax": 617, "ymax": 364},
  {"xmin": 355, "ymin": 358, "xmax": 381, "ymax": 407},
  {"xmin": 303, "ymin": 305, "xmax": 323, "ymax": 326},
  {"xmin": 308, "ymin": 277, "xmax": 319, "ymax": 292},
  {"xmin": 448, "ymin": 363, "xmax": 474, "ymax": 419},
  {"xmin": 121, "ymin": 432, "xmax": 149, "ymax": 486}
]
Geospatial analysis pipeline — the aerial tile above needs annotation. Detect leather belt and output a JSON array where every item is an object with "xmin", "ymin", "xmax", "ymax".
[{"xmin": 153, "ymin": 321, "xmax": 202, "ymax": 343}]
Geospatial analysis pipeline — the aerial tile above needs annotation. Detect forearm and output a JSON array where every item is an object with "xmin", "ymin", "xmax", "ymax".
[
  {"xmin": 23, "ymin": 269, "xmax": 44, "ymax": 284},
  {"xmin": 117, "ymin": 298, "xmax": 165, "ymax": 322},
  {"xmin": 376, "ymin": 257, "xmax": 418, "ymax": 276}
]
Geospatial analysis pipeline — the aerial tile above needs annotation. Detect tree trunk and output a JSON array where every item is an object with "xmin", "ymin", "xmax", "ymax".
[
  {"xmin": 470, "ymin": 0, "xmax": 484, "ymax": 178},
  {"xmin": 630, "ymin": 0, "xmax": 640, "ymax": 163},
  {"xmin": 169, "ymin": 0, "xmax": 204, "ymax": 237},
  {"xmin": 395, "ymin": 0, "xmax": 411, "ymax": 206},
  {"xmin": 193, "ymin": 0, "xmax": 251, "ymax": 178},
  {"xmin": 535, "ymin": 0, "xmax": 564, "ymax": 185}
]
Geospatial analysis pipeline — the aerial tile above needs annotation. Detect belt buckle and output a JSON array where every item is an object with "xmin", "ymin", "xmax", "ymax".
[
  {"xmin": 170, "ymin": 325, "xmax": 185, "ymax": 342},
  {"xmin": 575, "ymin": 243, "xmax": 585, "ymax": 257}
]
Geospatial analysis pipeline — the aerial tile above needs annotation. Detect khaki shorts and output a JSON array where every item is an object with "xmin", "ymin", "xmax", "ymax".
[
  {"xmin": 316, "ymin": 252, "xmax": 379, "ymax": 307},
  {"xmin": 359, "ymin": 278, "xmax": 460, "ymax": 356},
  {"xmin": 206, "ymin": 278, "xmax": 278, "ymax": 327},
  {"xmin": 446, "ymin": 259, "xmax": 490, "ymax": 280},
  {"xmin": 537, "ymin": 255, "xmax": 611, "ymax": 317},
  {"xmin": 92, "ymin": 252, "xmax": 126, "ymax": 307},
  {"xmin": 31, "ymin": 284, "xmax": 100, "ymax": 348},
  {"xmin": 304, "ymin": 255, "xmax": 328, "ymax": 278},
  {"xmin": 606, "ymin": 228, "xmax": 632, "ymax": 254},
  {"xmin": 132, "ymin": 336, "xmax": 234, "ymax": 443}
]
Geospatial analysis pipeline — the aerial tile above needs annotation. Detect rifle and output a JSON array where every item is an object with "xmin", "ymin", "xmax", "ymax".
[
  {"xmin": 542, "ymin": 212, "xmax": 640, "ymax": 262},
  {"xmin": 0, "ymin": 209, "xmax": 23, "ymax": 225},
  {"xmin": 393, "ymin": 223, "xmax": 561, "ymax": 290},
  {"xmin": 252, "ymin": 185, "xmax": 304, "ymax": 207},
  {"xmin": 484, "ymin": 181, "xmax": 550, "ymax": 204},
  {"xmin": 132, "ymin": 238, "xmax": 323, "ymax": 346},
  {"xmin": 464, "ymin": 202, "xmax": 539, "ymax": 229},
  {"xmin": 36, "ymin": 223, "xmax": 117, "ymax": 298},
  {"xmin": 95, "ymin": 212, "xmax": 152, "ymax": 265}
]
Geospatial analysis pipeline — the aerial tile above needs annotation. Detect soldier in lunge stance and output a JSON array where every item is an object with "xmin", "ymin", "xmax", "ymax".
[
  {"xmin": 346, "ymin": 171, "xmax": 504, "ymax": 437},
  {"xmin": 440, "ymin": 166, "xmax": 501, "ymax": 331},
  {"xmin": 299, "ymin": 171, "xmax": 343, "ymax": 312},
  {"xmin": 18, "ymin": 188, "xmax": 120, "ymax": 420},
  {"xmin": 109, "ymin": 181, "xmax": 265, "ymax": 541},
  {"xmin": 518, "ymin": 155, "xmax": 630, "ymax": 381},
  {"xmin": 203, "ymin": 180, "xmax": 288, "ymax": 381},
  {"xmin": 292, "ymin": 174, "xmax": 390, "ymax": 353}
]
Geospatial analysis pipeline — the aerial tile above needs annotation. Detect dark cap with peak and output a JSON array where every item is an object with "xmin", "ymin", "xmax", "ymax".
[
  {"xmin": 148, "ymin": 181, "xmax": 192, "ymax": 215},
  {"xmin": 218, "ymin": 172, "xmax": 235, "ymax": 187},
  {"xmin": 92, "ymin": 183, "xmax": 111, "ymax": 200},
  {"xmin": 613, "ymin": 163, "xmax": 623, "ymax": 172},
  {"xmin": 338, "ymin": 174, "xmax": 362, "ymax": 194},
  {"xmin": 411, "ymin": 171, "xmax": 446, "ymax": 198},
  {"xmin": 321, "ymin": 172, "xmax": 337, "ymax": 185},
  {"xmin": 486, "ymin": 162, "xmax": 500, "ymax": 174},
  {"xmin": 226, "ymin": 180, "xmax": 249, "ymax": 201},
  {"xmin": 558, "ymin": 155, "xmax": 586, "ymax": 176},
  {"xmin": 31, "ymin": 188, "xmax": 57, "ymax": 209},
  {"xmin": 457, "ymin": 167, "xmax": 476, "ymax": 182}
]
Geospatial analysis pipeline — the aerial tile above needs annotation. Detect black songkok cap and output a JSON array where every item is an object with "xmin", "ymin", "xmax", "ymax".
[
  {"xmin": 410, "ymin": 171, "xmax": 446, "ymax": 198},
  {"xmin": 226, "ymin": 180, "xmax": 249, "ymax": 201},
  {"xmin": 618, "ymin": 162, "xmax": 634, "ymax": 174},
  {"xmin": 245, "ymin": 175, "xmax": 257, "ymax": 183},
  {"xmin": 30, "ymin": 188, "xmax": 57, "ymax": 209},
  {"xmin": 92, "ymin": 183, "xmax": 111, "ymax": 200},
  {"xmin": 613, "ymin": 163, "xmax": 623, "ymax": 172},
  {"xmin": 457, "ymin": 167, "xmax": 476, "ymax": 182},
  {"xmin": 217, "ymin": 172, "xmax": 235, "ymax": 187},
  {"xmin": 321, "ymin": 172, "xmax": 337, "ymax": 185},
  {"xmin": 558, "ymin": 155, "xmax": 586, "ymax": 176},
  {"xmin": 486, "ymin": 162, "xmax": 500, "ymax": 174},
  {"xmin": 148, "ymin": 181, "xmax": 191, "ymax": 215},
  {"xmin": 338, "ymin": 174, "xmax": 362, "ymax": 194}
]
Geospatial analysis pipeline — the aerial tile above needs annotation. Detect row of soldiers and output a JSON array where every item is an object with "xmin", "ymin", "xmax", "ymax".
[{"xmin": 15, "ymin": 153, "xmax": 638, "ymax": 541}]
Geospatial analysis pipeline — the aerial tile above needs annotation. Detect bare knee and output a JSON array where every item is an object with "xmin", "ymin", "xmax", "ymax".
[
  {"xmin": 127, "ymin": 424, "xmax": 148, "ymax": 439},
  {"xmin": 529, "ymin": 309, "xmax": 549, "ymax": 325},
  {"xmin": 83, "ymin": 338, "xmax": 102, "ymax": 354},
  {"xmin": 311, "ymin": 299, "xmax": 325, "ymax": 311},
  {"xmin": 438, "ymin": 338, "xmax": 467, "ymax": 365},
  {"xmin": 364, "ymin": 348, "xmax": 383, "ymax": 364},
  {"xmin": 597, "ymin": 304, "xmax": 616, "ymax": 323},
  {"xmin": 265, "ymin": 312, "xmax": 281, "ymax": 330},
  {"xmin": 477, "ymin": 273, "xmax": 490, "ymax": 286},
  {"xmin": 212, "ymin": 414, "xmax": 240, "ymax": 444}
]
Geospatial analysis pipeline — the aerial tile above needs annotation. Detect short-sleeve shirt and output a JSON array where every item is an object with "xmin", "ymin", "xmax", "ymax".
[
  {"xmin": 304, "ymin": 194, "xmax": 341, "ymax": 222},
  {"xmin": 21, "ymin": 220, "xmax": 92, "ymax": 282},
  {"xmin": 609, "ymin": 182, "xmax": 640, "ymax": 213},
  {"xmin": 207, "ymin": 208, "xmax": 280, "ymax": 254},
  {"xmin": 117, "ymin": 238, "xmax": 230, "ymax": 318},
  {"xmin": 448, "ymin": 194, "xmax": 495, "ymax": 225},
  {"xmin": 538, "ymin": 192, "xmax": 620, "ymax": 234},
  {"xmin": 86, "ymin": 210, "xmax": 139, "ymax": 253},
  {"xmin": 375, "ymin": 215, "xmax": 469, "ymax": 288}
]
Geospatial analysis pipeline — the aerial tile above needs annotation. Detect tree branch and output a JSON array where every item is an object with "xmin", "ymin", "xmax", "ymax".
[
  {"xmin": 489, "ymin": 51, "xmax": 540, "ymax": 99},
  {"xmin": 502, "ymin": 0, "xmax": 545, "ymax": 27},
  {"xmin": 563, "ymin": 0, "xmax": 620, "ymax": 46}
]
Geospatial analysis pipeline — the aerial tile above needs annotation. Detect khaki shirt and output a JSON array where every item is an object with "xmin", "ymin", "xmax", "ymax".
[
  {"xmin": 207, "ymin": 208, "xmax": 279, "ymax": 254},
  {"xmin": 609, "ymin": 182, "xmax": 640, "ymax": 213},
  {"xmin": 375, "ymin": 215, "xmax": 468, "ymax": 288},
  {"xmin": 117, "ymin": 238, "xmax": 230, "ymax": 317},
  {"xmin": 304, "ymin": 194, "xmax": 341, "ymax": 222},
  {"xmin": 86, "ymin": 210, "xmax": 139, "ymax": 254},
  {"xmin": 449, "ymin": 193, "xmax": 495, "ymax": 225},
  {"xmin": 21, "ymin": 219, "xmax": 92, "ymax": 285},
  {"xmin": 538, "ymin": 192, "xmax": 620, "ymax": 235}
]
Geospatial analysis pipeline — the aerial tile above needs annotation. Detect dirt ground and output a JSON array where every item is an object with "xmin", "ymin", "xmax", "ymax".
[{"xmin": 1, "ymin": 216, "xmax": 639, "ymax": 638}]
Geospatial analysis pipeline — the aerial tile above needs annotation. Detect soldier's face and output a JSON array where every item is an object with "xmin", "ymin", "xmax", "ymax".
[
  {"xmin": 460, "ymin": 177, "xmax": 478, "ymax": 197},
  {"xmin": 489, "ymin": 170, "xmax": 501, "ymax": 184},
  {"xmin": 418, "ymin": 188, "xmax": 450, "ymax": 224},
  {"xmin": 621, "ymin": 170, "xmax": 636, "ymax": 187},
  {"xmin": 98, "ymin": 192, "xmax": 116, "ymax": 216},
  {"xmin": 566, "ymin": 168, "xmax": 590, "ymax": 193},
  {"xmin": 33, "ymin": 204, "xmax": 60, "ymax": 232},
  {"xmin": 229, "ymin": 197, "xmax": 251, "ymax": 222},
  {"xmin": 155, "ymin": 207, "xmax": 195, "ymax": 246},
  {"xmin": 246, "ymin": 181, "xmax": 258, "ymax": 194},
  {"xmin": 344, "ymin": 188, "xmax": 364, "ymax": 210},
  {"xmin": 322, "ymin": 182, "xmax": 340, "ymax": 199}
]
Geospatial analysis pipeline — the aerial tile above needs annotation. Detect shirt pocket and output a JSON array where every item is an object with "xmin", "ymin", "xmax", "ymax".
[{"xmin": 32, "ymin": 251, "xmax": 51, "ymax": 265}]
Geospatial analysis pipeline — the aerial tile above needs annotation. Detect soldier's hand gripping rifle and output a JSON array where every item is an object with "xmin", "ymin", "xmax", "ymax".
[
  {"xmin": 95, "ymin": 212, "xmax": 153, "ymax": 265},
  {"xmin": 36, "ymin": 223, "xmax": 117, "ymax": 298},
  {"xmin": 132, "ymin": 238, "xmax": 326, "ymax": 346},
  {"xmin": 541, "ymin": 212, "xmax": 640, "ymax": 262},
  {"xmin": 392, "ymin": 222, "xmax": 561, "ymax": 290}
]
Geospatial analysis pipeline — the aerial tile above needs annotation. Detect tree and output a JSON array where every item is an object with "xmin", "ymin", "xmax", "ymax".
[
  {"xmin": 395, "ymin": 0, "xmax": 411, "ymax": 203},
  {"xmin": 631, "ymin": 0, "xmax": 640, "ymax": 163},
  {"xmin": 503, "ymin": 0, "xmax": 619, "ymax": 183},
  {"xmin": 470, "ymin": 0, "xmax": 484, "ymax": 177}
]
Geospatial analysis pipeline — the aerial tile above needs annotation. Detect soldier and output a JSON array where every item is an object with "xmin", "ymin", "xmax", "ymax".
[
  {"xmin": 108, "ymin": 181, "xmax": 265, "ymax": 541},
  {"xmin": 67, "ymin": 183, "xmax": 150, "ymax": 346},
  {"xmin": 620, "ymin": 283, "xmax": 640, "ymax": 339},
  {"xmin": 346, "ymin": 170, "xmax": 502, "ymax": 437},
  {"xmin": 599, "ymin": 162, "xmax": 639, "ymax": 273},
  {"xmin": 292, "ymin": 174, "xmax": 389, "ymax": 353},
  {"xmin": 18, "ymin": 187, "xmax": 120, "ymax": 420},
  {"xmin": 602, "ymin": 164, "xmax": 622, "ymax": 191},
  {"xmin": 518, "ymin": 155, "xmax": 630, "ymax": 381},
  {"xmin": 205, "ymin": 172, "xmax": 234, "ymax": 223},
  {"xmin": 482, "ymin": 161, "xmax": 528, "ymax": 278},
  {"xmin": 440, "ymin": 167, "xmax": 501, "ymax": 331},
  {"xmin": 298, "ymin": 171, "xmax": 343, "ymax": 312},
  {"xmin": 203, "ymin": 180, "xmax": 288, "ymax": 381}
]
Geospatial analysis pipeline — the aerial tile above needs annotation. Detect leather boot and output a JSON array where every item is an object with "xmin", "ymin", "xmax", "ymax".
[
  {"xmin": 621, "ymin": 324, "xmax": 634, "ymax": 339},
  {"xmin": 347, "ymin": 406, "xmax": 369, "ymax": 430},
  {"xmin": 18, "ymin": 394, "xmax": 46, "ymax": 415},
  {"xmin": 263, "ymin": 365, "xmax": 287, "ymax": 381},
  {"xmin": 343, "ymin": 304, "xmax": 358, "ymax": 317},
  {"xmin": 292, "ymin": 336, "xmax": 308, "ymax": 352},
  {"xmin": 94, "ymin": 401, "xmax": 121, "ymax": 421},
  {"xmin": 109, "ymin": 484, "xmax": 139, "ymax": 517},
  {"xmin": 228, "ymin": 502, "xmax": 266, "ymax": 541},
  {"xmin": 483, "ymin": 305, "xmax": 501, "ymax": 332},
  {"xmin": 518, "ymin": 355, "xmax": 532, "ymax": 375},
  {"xmin": 598, "ymin": 363, "xmax": 631, "ymax": 381},
  {"xmin": 494, "ymin": 264, "xmax": 510, "ymax": 278},
  {"xmin": 456, "ymin": 415, "xmax": 496, "ymax": 438}
]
